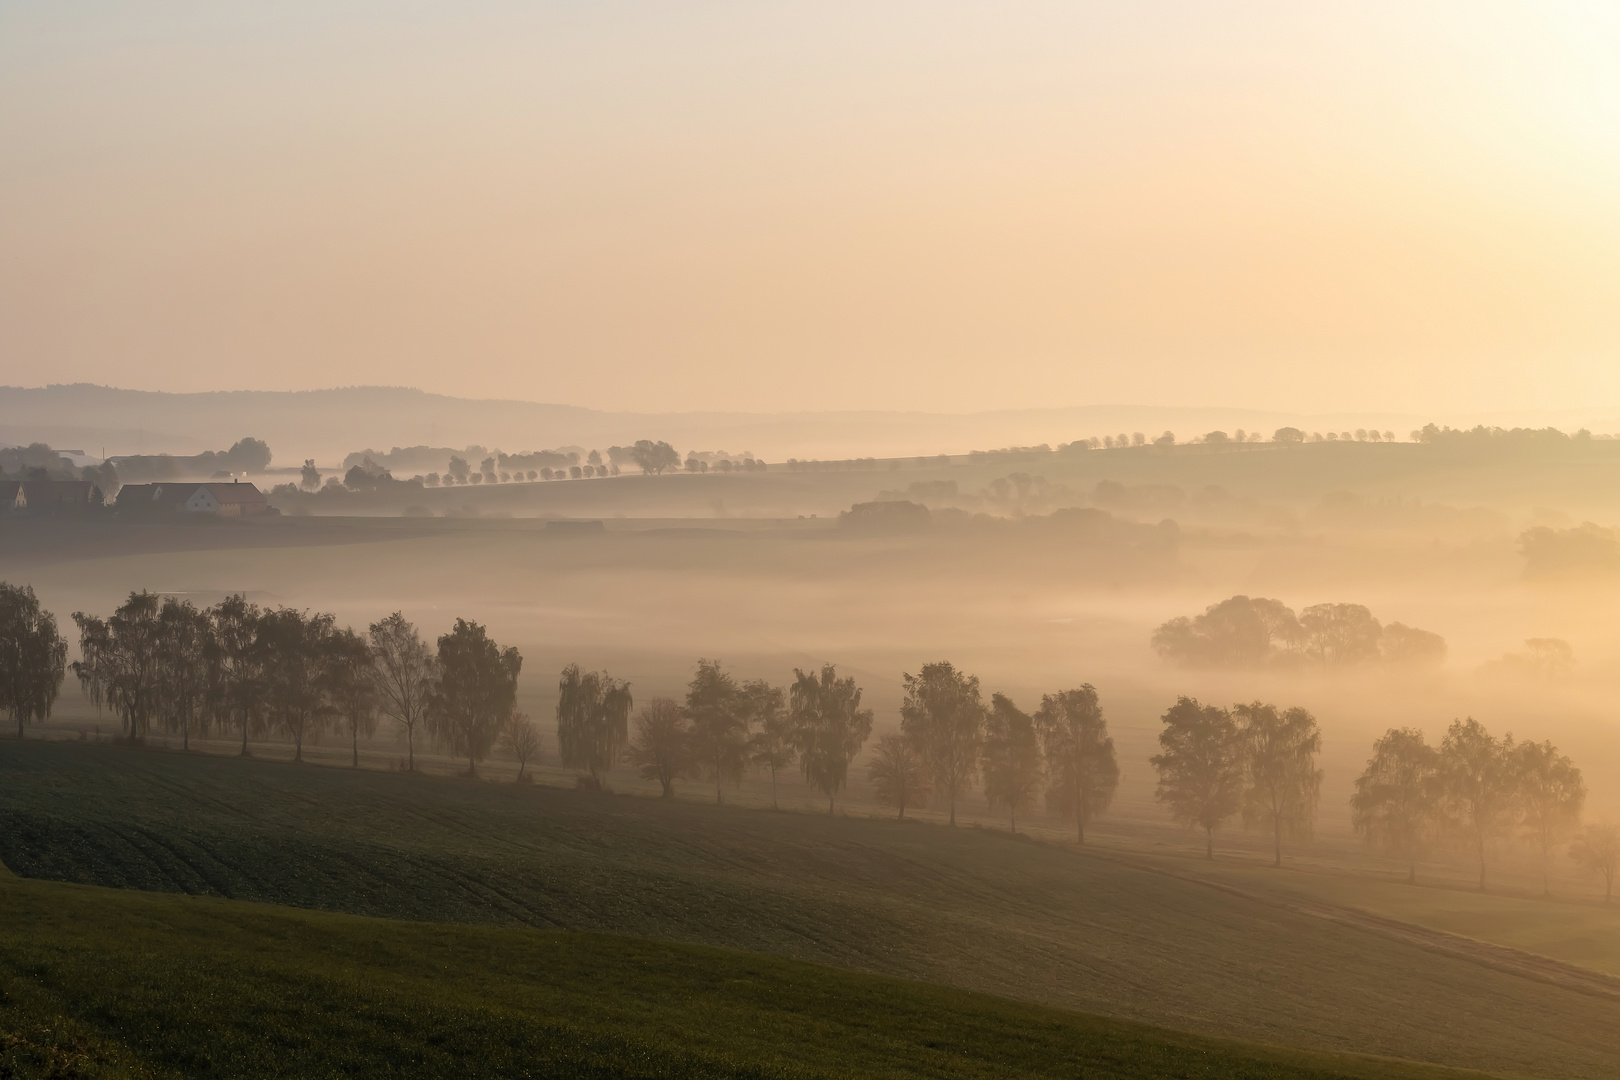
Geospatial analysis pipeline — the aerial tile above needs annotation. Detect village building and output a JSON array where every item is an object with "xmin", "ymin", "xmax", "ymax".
[
  {"xmin": 0, "ymin": 479, "xmax": 99, "ymax": 514},
  {"xmin": 114, "ymin": 480, "xmax": 270, "ymax": 517},
  {"xmin": 184, "ymin": 481, "xmax": 270, "ymax": 517}
]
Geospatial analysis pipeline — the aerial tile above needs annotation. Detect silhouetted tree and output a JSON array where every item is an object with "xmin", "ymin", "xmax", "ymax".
[
  {"xmin": 72, "ymin": 591, "xmax": 165, "ymax": 741},
  {"xmin": 446, "ymin": 455, "xmax": 471, "ymax": 484},
  {"xmin": 324, "ymin": 626, "xmax": 378, "ymax": 767},
  {"xmin": 224, "ymin": 437, "xmax": 272, "ymax": 472},
  {"xmin": 155, "ymin": 598, "xmax": 211, "ymax": 751},
  {"xmin": 0, "ymin": 583, "xmax": 68, "ymax": 739},
  {"xmin": 867, "ymin": 733, "xmax": 928, "ymax": 818},
  {"xmin": 631, "ymin": 439, "xmax": 680, "ymax": 475},
  {"xmin": 429, "ymin": 619, "xmax": 522, "ymax": 778},
  {"xmin": 1515, "ymin": 739, "xmax": 1585, "ymax": 896},
  {"xmin": 1035, "ymin": 686, "xmax": 1118, "ymax": 844},
  {"xmin": 1152, "ymin": 596, "xmax": 1300, "ymax": 667},
  {"xmin": 368, "ymin": 612, "xmax": 436, "ymax": 771},
  {"xmin": 555, "ymin": 664, "xmax": 632, "ymax": 789},
  {"xmin": 686, "ymin": 659, "xmax": 749, "ymax": 803},
  {"xmin": 1436, "ymin": 717, "xmax": 1520, "ymax": 892},
  {"xmin": 1350, "ymin": 728, "xmax": 1438, "ymax": 884},
  {"xmin": 1570, "ymin": 824, "xmax": 1620, "ymax": 904},
  {"xmin": 628, "ymin": 697, "xmax": 692, "ymax": 797},
  {"xmin": 257, "ymin": 607, "xmax": 336, "ymax": 762},
  {"xmin": 791, "ymin": 664, "xmax": 874, "ymax": 813},
  {"xmin": 1380, "ymin": 623, "xmax": 1447, "ymax": 666},
  {"xmin": 207, "ymin": 595, "xmax": 264, "ymax": 755},
  {"xmin": 1150, "ymin": 697, "xmax": 1242, "ymax": 857},
  {"xmin": 742, "ymin": 678, "xmax": 793, "ymax": 808},
  {"xmin": 300, "ymin": 459, "xmax": 321, "ymax": 491},
  {"xmin": 500, "ymin": 708, "xmax": 541, "ymax": 782},
  {"xmin": 1272, "ymin": 427, "xmax": 1305, "ymax": 443},
  {"xmin": 1297, "ymin": 604, "xmax": 1382, "ymax": 664},
  {"xmin": 900, "ymin": 661, "xmax": 983, "ymax": 825},
  {"xmin": 982, "ymin": 694, "xmax": 1043, "ymax": 833},
  {"xmin": 1237, "ymin": 702, "xmax": 1322, "ymax": 867}
]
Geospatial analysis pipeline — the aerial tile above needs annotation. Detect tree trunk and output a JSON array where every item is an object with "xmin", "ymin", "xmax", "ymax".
[
  {"xmin": 949, "ymin": 796, "xmax": 956, "ymax": 826},
  {"xmin": 828, "ymin": 795, "xmax": 834, "ymax": 815},
  {"xmin": 1273, "ymin": 817, "xmax": 1282, "ymax": 868},
  {"xmin": 1542, "ymin": 844, "xmax": 1551, "ymax": 897},
  {"xmin": 352, "ymin": 726, "xmax": 359, "ymax": 768},
  {"xmin": 1478, "ymin": 835, "xmax": 1487, "ymax": 892},
  {"xmin": 240, "ymin": 716, "xmax": 249, "ymax": 756},
  {"xmin": 294, "ymin": 731, "xmax": 302, "ymax": 762},
  {"xmin": 406, "ymin": 726, "xmax": 414, "ymax": 771},
  {"xmin": 468, "ymin": 756, "xmax": 476, "ymax": 780},
  {"xmin": 770, "ymin": 767, "xmax": 778, "ymax": 809}
]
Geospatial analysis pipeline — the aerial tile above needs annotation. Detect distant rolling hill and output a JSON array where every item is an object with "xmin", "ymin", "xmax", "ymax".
[
  {"xmin": 0, "ymin": 382, "xmax": 1434, "ymax": 464},
  {"xmin": 1, "ymin": 740, "xmax": 1617, "ymax": 1077}
]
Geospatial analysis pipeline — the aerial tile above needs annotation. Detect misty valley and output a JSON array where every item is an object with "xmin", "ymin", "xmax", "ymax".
[{"xmin": 3, "ymin": 424, "xmax": 1620, "ymax": 1077}]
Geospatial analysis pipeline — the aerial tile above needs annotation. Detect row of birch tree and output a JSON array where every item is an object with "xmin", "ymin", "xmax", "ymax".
[{"xmin": 65, "ymin": 591, "xmax": 528, "ymax": 776}]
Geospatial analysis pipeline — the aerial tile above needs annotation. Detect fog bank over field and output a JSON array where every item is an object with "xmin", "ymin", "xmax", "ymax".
[{"xmin": 11, "ymin": 383, "xmax": 1620, "ymax": 465}]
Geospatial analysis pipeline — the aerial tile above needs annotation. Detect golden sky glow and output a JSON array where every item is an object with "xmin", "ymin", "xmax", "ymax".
[{"xmin": 3, "ymin": 2, "xmax": 1620, "ymax": 414}]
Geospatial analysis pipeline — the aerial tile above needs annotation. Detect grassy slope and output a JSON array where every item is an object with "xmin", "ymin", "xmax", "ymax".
[
  {"xmin": 2, "ymin": 742, "xmax": 1619, "ymax": 1077},
  {"xmin": 0, "ymin": 876, "xmax": 1496, "ymax": 1080},
  {"xmin": 1159, "ymin": 861, "xmax": 1620, "ymax": 978}
]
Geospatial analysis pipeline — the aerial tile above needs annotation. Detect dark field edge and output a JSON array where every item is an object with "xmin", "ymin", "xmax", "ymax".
[{"xmin": 0, "ymin": 876, "xmax": 1507, "ymax": 1080}]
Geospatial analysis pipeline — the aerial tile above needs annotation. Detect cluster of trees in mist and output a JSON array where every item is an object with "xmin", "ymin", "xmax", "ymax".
[
  {"xmin": 1, "ymin": 442, "xmax": 119, "ymax": 496},
  {"xmin": 557, "ymin": 658, "xmax": 1121, "ymax": 839},
  {"xmin": 1352, "ymin": 719, "xmax": 1610, "ymax": 899},
  {"xmin": 1150, "ymin": 698, "xmax": 1608, "ymax": 898},
  {"xmin": 27, "ymin": 588, "xmax": 534, "ymax": 778},
  {"xmin": 112, "ymin": 438, "xmax": 271, "ymax": 483},
  {"xmin": 1153, "ymin": 596, "xmax": 1446, "ymax": 669},
  {"xmin": 556, "ymin": 659, "xmax": 871, "ymax": 814}
]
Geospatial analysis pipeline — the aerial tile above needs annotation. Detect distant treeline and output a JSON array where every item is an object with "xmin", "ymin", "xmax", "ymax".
[
  {"xmin": 1, "ymin": 442, "xmax": 119, "ymax": 492},
  {"xmin": 1153, "ymin": 596, "xmax": 1446, "ymax": 668},
  {"xmin": 1519, "ymin": 522, "xmax": 1620, "ymax": 577},
  {"xmin": 113, "ymin": 438, "xmax": 272, "ymax": 482}
]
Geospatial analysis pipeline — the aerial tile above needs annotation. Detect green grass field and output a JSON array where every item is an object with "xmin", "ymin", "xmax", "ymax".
[
  {"xmin": 1163, "ymin": 860, "xmax": 1620, "ymax": 978},
  {"xmin": 0, "ymin": 874, "xmax": 1498, "ymax": 1080},
  {"xmin": 4, "ymin": 741, "xmax": 1620, "ymax": 1076}
]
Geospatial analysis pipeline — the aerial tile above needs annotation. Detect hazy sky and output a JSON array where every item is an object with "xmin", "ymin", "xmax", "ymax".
[{"xmin": 4, "ymin": 2, "xmax": 1620, "ymax": 414}]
